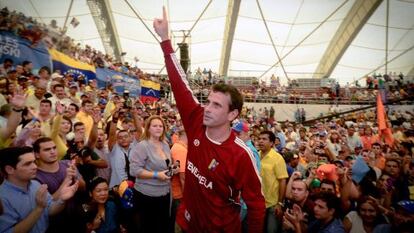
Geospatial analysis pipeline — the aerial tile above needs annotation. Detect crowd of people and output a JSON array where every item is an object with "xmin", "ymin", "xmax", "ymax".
[{"xmin": 1, "ymin": 6, "xmax": 414, "ymax": 233}]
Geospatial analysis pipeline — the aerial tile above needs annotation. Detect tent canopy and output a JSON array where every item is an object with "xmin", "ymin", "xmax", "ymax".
[{"xmin": 3, "ymin": 0, "xmax": 414, "ymax": 85}]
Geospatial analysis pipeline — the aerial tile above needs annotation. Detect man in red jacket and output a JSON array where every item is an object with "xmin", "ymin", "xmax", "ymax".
[{"xmin": 154, "ymin": 7, "xmax": 265, "ymax": 233}]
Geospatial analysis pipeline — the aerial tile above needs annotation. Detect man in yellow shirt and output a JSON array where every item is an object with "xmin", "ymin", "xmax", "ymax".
[
  {"xmin": 258, "ymin": 130, "xmax": 288, "ymax": 233},
  {"xmin": 75, "ymin": 100, "xmax": 94, "ymax": 140}
]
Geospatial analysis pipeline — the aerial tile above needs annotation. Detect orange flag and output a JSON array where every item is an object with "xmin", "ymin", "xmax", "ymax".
[{"xmin": 377, "ymin": 93, "xmax": 394, "ymax": 146}]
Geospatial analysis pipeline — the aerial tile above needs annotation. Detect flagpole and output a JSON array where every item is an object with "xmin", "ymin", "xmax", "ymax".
[{"xmin": 63, "ymin": 0, "xmax": 75, "ymax": 32}]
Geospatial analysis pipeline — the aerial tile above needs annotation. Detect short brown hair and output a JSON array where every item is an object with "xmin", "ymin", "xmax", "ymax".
[{"xmin": 141, "ymin": 115, "xmax": 166, "ymax": 142}]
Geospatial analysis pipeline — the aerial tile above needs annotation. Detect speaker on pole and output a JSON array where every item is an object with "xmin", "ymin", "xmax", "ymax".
[{"xmin": 178, "ymin": 43, "xmax": 190, "ymax": 74}]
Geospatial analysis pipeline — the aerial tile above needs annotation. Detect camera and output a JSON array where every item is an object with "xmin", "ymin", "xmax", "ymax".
[{"xmin": 165, "ymin": 160, "xmax": 180, "ymax": 177}]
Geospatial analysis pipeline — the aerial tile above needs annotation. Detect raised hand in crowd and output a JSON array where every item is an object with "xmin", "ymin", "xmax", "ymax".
[
  {"xmin": 56, "ymin": 101, "xmax": 64, "ymax": 115},
  {"xmin": 283, "ymin": 203, "xmax": 305, "ymax": 233},
  {"xmin": 9, "ymin": 87, "xmax": 27, "ymax": 110},
  {"xmin": 0, "ymin": 88, "xmax": 27, "ymax": 141},
  {"xmin": 92, "ymin": 110, "xmax": 101, "ymax": 124},
  {"xmin": 153, "ymin": 6, "xmax": 169, "ymax": 41}
]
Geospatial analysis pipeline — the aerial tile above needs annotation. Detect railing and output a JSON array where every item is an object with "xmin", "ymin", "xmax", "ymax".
[{"xmin": 192, "ymin": 93, "xmax": 413, "ymax": 105}]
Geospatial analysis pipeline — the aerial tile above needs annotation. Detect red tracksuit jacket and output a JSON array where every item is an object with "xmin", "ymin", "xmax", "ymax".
[{"xmin": 161, "ymin": 40, "xmax": 265, "ymax": 233}]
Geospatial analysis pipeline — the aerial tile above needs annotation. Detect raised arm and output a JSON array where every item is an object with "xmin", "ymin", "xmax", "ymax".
[
  {"xmin": 286, "ymin": 171, "xmax": 302, "ymax": 200},
  {"xmin": 0, "ymin": 92, "xmax": 26, "ymax": 140},
  {"xmin": 154, "ymin": 7, "xmax": 201, "ymax": 129},
  {"xmin": 87, "ymin": 110, "xmax": 100, "ymax": 149},
  {"xmin": 108, "ymin": 108, "xmax": 120, "ymax": 152},
  {"xmin": 130, "ymin": 106, "xmax": 143, "ymax": 139}
]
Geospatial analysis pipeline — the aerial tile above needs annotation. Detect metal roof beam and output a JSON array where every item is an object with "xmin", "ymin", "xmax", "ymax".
[
  {"xmin": 219, "ymin": 0, "xmax": 241, "ymax": 77},
  {"xmin": 313, "ymin": 0, "xmax": 383, "ymax": 79},
  {"xmin": 87, "ymin": 0, "xmax": 123, "ymax": 61}
]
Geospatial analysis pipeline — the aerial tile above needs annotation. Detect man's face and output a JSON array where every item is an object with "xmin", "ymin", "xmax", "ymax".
[
  {"xmin": 203, "ymin": 91, "xmax": 237, "ymax": 128},
  {"xmin": 290, "ymin": 157, "xmax": 299, "ymax": 168},
  {"xmin": 69, "ymin": 87, "xmax": 77, "ymax": 95},
  {"xmin": 97, "ymin": 129, "xmax": 106, "ymax": 148},
  {"xmin": 65, "ymin": 105, "xmax": 78, "ymax": 119},
  {"xmin": 8, "ymin": 71, "xmax": 17, "ymax": 80},
  {"xmin": 8, "ymin": 153, "xmax": 37, "ymax": 181},
  {"xmin": 37, "ymin": 141, "xmax": 58, "ymax": 164},
  {"xmin": 313, "ymin": 199, "xmax": 333, "ymax": 221},
  {"xmin": 39, "ymin": 102, "xmax": 51, "ymax": 115},
  {"xmin": 384, "ymin": 161, "xmax": 400, "ymax": 177},
  {"xmin": 75, "ymin": 125, "xmax": 86, "ymax": 136},
  {"xmin": 291, "ymin": 180, "xmax": 308, "ymax": 203},
  {"xmin": 34, "ymin": 86, "xmax": 46, "ymax": 99},
  {"xmin": 25, "ymin": 62, "xmax": 33, "ymax": 71},
  {"xmin": 347, "ymin": 128, "xmax": 355, "ymax": 136},
  {"xmin": 15, "ymin": 65, "xmax": 23, "ymax": 75},
  {"xmin": 38, "ymin": 70, "xmax": 49, "ymax": 79},
  {"xmin": 4, "ymin": 60, "xmax": 12, "ymax": 68},
  {"xmin": 320, "ymin": 183, "xmax": 335, "ymax": 194},
  {"xmin": 257, "ymin": 134, "xmax": 274, "ymax": 152},
  {"xmin": 117, "ymin": 131, "xmax": 131, "ymax": 148},
  {"xmin": 54, "ymin": 87, "xmax": 66, "ymax": 99},
  {"xmin": 84, "ymin": 103, "xmax": 93, "ymax": 115},
  {"xmin": 372, "ymin": 145, "xmax": 381, "ymax": 155}
]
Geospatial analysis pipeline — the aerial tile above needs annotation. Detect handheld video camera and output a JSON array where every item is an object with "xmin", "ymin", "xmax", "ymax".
[{"xmin": 165, "ymin": 160, "xmax": 180, "ymax": 177}]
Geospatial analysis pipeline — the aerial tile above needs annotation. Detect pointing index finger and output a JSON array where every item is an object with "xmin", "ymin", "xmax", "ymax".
[{"xmin": 163, "ymin": 6, "xmax": 167, "ymax": 20}]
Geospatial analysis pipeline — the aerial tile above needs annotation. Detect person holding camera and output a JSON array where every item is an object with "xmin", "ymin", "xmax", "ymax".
[{"xmin": 129, "ymin": 115, "xmax": 177, "ymax": 233}]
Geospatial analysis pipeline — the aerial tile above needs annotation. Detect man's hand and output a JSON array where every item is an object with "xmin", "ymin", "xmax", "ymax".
[
  {"xmin": 153, "ymin": 6, "xmax": 170, "ymax": 41},
  {"xmin": 59, "ymin": 179, "xmax": 79, "ymax": 201},
  {"xmin": 65, "ymin": 160, "xmax": 77, "ymax": 183},
  {"xmin": 9, "ymin": 88, "xmax": 27, "ymax": 109},
  {"xmin": 56, "ymin": 101, "xmax": 65, "ymax": 115},
  {"xmin": 275, "ymin": 204, "xmax": 283, "ymax": 219},
  {"xmin": 35, "ymin": 184, "xmax": 49, "ymax": 209},
  {"xmin": 92, "ymin": 111, "xmax": 101, "ymax": 124}
]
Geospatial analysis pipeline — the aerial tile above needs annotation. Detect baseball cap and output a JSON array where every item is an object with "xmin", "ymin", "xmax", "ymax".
[
  {"xmin": 232, "ymin": 121, "xmax": 249, "ymax": 133},
  {"xmin": 18, "ymin": 76, "xmax": 28, "ymax": 81},
  {"xmin": 98, "ymin": 99, "xmax": 107, "ymax": 105},
  {"xmin": 398, "ymin": 200, "xmax": 414, "ymax": 214},
  {"xmin": 51, "ymin": 73, "xmax": 63, "ymax": 79},
  {"xmin": 318, "ymin": 131, "xmax": 327, "ymax": 137},
  {"xmin": 333, "ymin": 159, "xmax": 344, "ymax": 167}
]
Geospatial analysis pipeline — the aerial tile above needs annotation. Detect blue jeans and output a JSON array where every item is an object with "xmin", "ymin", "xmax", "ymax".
[{"xmin": 265, "ymin": 206, "xmax": 281, "ymax": 233}]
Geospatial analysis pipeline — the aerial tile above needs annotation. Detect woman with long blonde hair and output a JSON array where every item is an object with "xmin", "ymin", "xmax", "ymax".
[{"xmin": 129, "ymin": 115, "xmax": 177, "ymax": 233}]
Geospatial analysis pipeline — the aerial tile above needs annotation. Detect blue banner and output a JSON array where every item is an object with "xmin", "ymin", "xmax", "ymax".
[
  {"xmin": 0, "ymin": 32, "xmax": 51, "ymax": 72},
  {"xmin": 96, "ymin": 68, "xmax": 141, "ymax": 97}
]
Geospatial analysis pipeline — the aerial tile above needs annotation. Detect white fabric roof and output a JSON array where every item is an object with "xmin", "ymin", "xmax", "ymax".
[{"xmin": 3, "ymin": 0, "xmax": 414, "ymax": 85}]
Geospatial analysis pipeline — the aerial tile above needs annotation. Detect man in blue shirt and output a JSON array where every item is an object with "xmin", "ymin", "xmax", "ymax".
[
  {"xmin": 0, "ymin": 147, "xmax": 78, "ymax": 233},
  {"xmin": 232, "ymin": 120, "xmax": 261, "ymax": 231},
  {"xmin": 284, "ymin": 191, "xmax": 345, "ymax": 233}
]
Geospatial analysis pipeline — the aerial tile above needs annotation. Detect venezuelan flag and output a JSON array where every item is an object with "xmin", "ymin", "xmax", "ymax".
[
  {"xmin": 140, "ymin": 79, "xmax": 160, "ymax": 103},
  {"xmin": 49, "ymin": 49, "xmax": 96, "ymax": 80}
]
